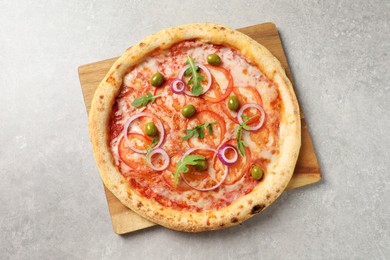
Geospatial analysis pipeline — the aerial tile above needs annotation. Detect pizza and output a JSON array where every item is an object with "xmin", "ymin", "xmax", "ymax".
[{"xmin": 88, "ymin": 23, "xmax": 301, "ymax": 232}]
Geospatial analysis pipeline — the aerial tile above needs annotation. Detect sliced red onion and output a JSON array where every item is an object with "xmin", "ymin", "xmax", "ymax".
[
  {"xmin": 146, "ymin": 148, "xmax": 170, "ymax": 171},
  {"xmin": 122, "ymin": 112, "xmax": 165, "ymax": 154},
  {"xmin": 217, "ymin": 144, "xmax": 238, "ymax": 166},
  {"xmin": 181, "ymin": 146, "xmax": 228, "ymax": 191},
  {"xmin": 171, "ymin": 78, "xmax": 186, "ymax": 94},
  {"xmin": 178, "ymin": 63, "xmax": 212, "ymax": 96},
  {"xmin": 237, "ymin": 103, "xmax": 266, "ymax": 131}
]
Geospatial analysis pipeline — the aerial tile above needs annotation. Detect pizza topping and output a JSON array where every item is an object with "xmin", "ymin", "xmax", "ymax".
[
  {"xmin": 206, "ymin": 53, "xmax": 222, "ymax": 66},
  {"xmin": 202, "ymin": 65, "xmax": 234, "ymax": 103},
  {"xmin": 222, "ymin": 139, "xmax": 252, "ymax": 185},
  {"xmin": 237, "ymin": 103, "xmax": 265, "ymax": 132},
  {"xmin": 236, "ymin": 113, "xmax": 261, "ymax": 156},
  {"xmin": 118, "ymin": 133, "xmax": 153, "ymax": 174},
  {"xmin": 145, "ymin": 134, "xmax": 159, "ymax": 158},
  {"xmin": 182, "ymin": 122, "xmax": 216, "ymax": 140},
  {"xmin": 222, "ymin": 87, "xmax": 264, "ymax": 123},
  {"xmin": 131, "ymin": 92, "xmax": 162, "ymax": 108},
  {"xmin": 185, "ymin": 56, "xmax": 206, "ymax": 96},
  {"xmin": 227, "ymin": 96, "xmax": 240, "ymax": 111},
  {"xmin": 150, "ymin": 72, "xmax": 165, "ymax": 87},
  {"xmin": 181, "ymin": 104, "xmax": 196, "ymax": 118},
  {"xmin": 172, "ymin": 154, "xmax": 207, "ymax": 184},
  {"xmin": 217, "ymin": 143, "xmax": 238, "ymax": 166},
  {"xmin": 146, "ymin": 147, "xmax": 170, "ymax": 171},
  {"xmin": 110, "ymin": 40, "xmax": 282, "ymax": 211},
  {"xmin": 250, "ymin": 165, "xmax": 264, "ymax": 180},
  {"xmin": 193, "ymin": 159, "xmax": 208, "ymax": 171},
  {"xmin": 171, "ymin": 78, "xmax": 187, "ymax": 94},
  {"xmin": 144, "ymin": 122, "xmax": 157, "ymax": 136},
  {"xmin": 180, "ymin": 147, "xmax": 228, "ymax": 191},
  {"xmin": 123, "ymin": 112, "xmax": 165, "ymax": 154},
  {"xmin": 178, "ymin": 57, "xmax": 212, "ymax": 96},
  {"xmin": 186, "ymin": 110, "xmax": 226, "ymax": 148}
]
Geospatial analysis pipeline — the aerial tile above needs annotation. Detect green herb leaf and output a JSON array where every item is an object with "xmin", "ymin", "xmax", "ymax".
[
  {"xmin": 236, "ymin": 114, "xmax": 261, "ymax": 156},
  {"xmin": 241, "ymin": 114, "xmax": 250, "ymax": 121},
  {"xmin": 131, "ymin": 92, "xmax": 162, "ymax": 108},
  {"xmin": 172, "ymin": 154, "xmax": 206, "ymax": 184},
  {"xmin": 185, "ymin": 56, "xmax": 206, "ymax": 96},
  {"xmin": 207, "ymin": 123, "xmax": 213, "ymax": 135},
  {"xmin": 237, "ymin": 138, "xmax": 245, "ymax": 156},
  {"xmin": 181, "ymin": 122, "xmax": 216, "ymax": 141},
  {"xmin": 242, "ymin": 124, "xmax": 251, "ymax": 131},
  {"xmin": 145, "ymin": 135, "xmax": 159, "ymax": 158}
]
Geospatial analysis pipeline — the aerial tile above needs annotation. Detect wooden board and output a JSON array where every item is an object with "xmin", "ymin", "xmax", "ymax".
[{"xmin": 78, "ymin": 22, "xmax": 321, "ymax": 234}]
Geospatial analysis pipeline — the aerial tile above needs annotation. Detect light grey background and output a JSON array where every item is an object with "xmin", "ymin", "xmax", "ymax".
[{"xmin": 1, "ymin": 0, "xmax": 389, "ymax": 259}]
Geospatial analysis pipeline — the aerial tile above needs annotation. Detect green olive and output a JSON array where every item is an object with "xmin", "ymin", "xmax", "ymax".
[
  {"xmin": 251, "ymin": 165, "xmax": 264, "ymax": 180},
  {"xmin": 150, "ymin": 72, "xmax": 164, "ymax": 87},
  {"xmin": 144, "ymin": 122, "xmax": 157, "ymax": 136},
  {"xmin": 181, "ymin": 104, "xmax": 196, "ymax": 118},
  {"xmin": 207, "ymin": 54, "xmax": 222, "ymax": 65},
  {"xmin": 227, "ymin": 96, "xmax": 239, "ymax": 111},
  {"xmin": 194, "ymin": 160, "xmax": 208, "ymax": 171}
]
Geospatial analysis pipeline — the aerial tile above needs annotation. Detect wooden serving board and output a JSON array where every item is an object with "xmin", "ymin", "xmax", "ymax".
[{"xmin": 78, "ymin": 22, "xmax": 321, "ymax": 234}]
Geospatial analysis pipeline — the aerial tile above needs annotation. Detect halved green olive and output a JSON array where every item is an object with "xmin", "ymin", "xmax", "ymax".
[
  {"xmin": 145, "ymin": 122, "xmax": 157, "ymax": 136},
  {"xmin": 194, "ymin": 160, "xmax": 208, "ymax": 171},
  {"xmin": 181, "ymin": 104, "xmax": 196, "ymax": 118},
  {"xmin": 207, "ymin": 54, "xmax": 221, "ymax": 65},
  {"xmin": 227, "ymin": 96, "xmax": 239, "ymax": 111},
  {"xmin": 251, "ymin": 165, "xmax": 264, "ymax": 180},
  {"xmin": 150, "ymin": 72, "xmax": 164, "ymax": 87}
]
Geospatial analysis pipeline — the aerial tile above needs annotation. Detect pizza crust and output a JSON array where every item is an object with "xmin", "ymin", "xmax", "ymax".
[{"xmin": 88, "ymin": 23, "xmax": 301, "ymax": 232}]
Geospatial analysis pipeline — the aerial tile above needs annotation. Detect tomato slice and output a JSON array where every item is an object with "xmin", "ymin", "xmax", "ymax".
[
  {"xmin": 249, "ymin": 126, "xmax": 271, "ymax": 150},
  {"xmin": 161, "ymin": 153, "xmax": 192, "ymax": 192},
  {"xmin": 220, "ymin": 100, "xmax": 239, "ymax": 124},
  {"xmin": 233, "ymin": 86, "xmax": 263, "ymax": 106},
  {"xmin": 203, "ymin": 65, "xmax": 233, "ymax": 103},
  {"xmin": 118, "ymin": 133, "xmax": 153, "ymax": 174},
  {"xmin": 221, "ymin": 86, "xmax": 263, "ymax": 125},
  {"xmin": 223, "ymin": 139, "xmax": 252, "ymax": 185},
  {"xmin": 182, "ymin": 149, "xmax": 226, "ymax": 190},
  {"xmin": 185, "ymin": 110, "xmax": 226, "ymax": 148}
]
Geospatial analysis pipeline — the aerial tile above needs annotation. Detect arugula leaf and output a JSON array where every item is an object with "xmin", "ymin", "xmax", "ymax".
[
  {"xmin": 172, "ymin": 154, "xmax": 206, "ymax": 184},
  {"xmin": 236, "ymin": 126, "xmax": 246, "ymax": 156},
  {"xmin": 184, "ymin": 56, "xmax": 206, "ymax": 96},
  {"xmin": 131, "ymin": 92, "xmax": 162, "ymax": 108},
  {"xmin": 241, "ymin": 114, "xmax": 250, "ymax": 121},
  {"xmin": 181, "ymin": 122, "xmax": 216, "ymax": 141},
  {"xmin": 207, "ymin": 123, "xmax": 214, "ymax": 135},
  {"xmin": 145, "ymin": 135, "xmax": 159, "ymax": 158},
  {"xmin": 236, "ymin": 114, "xmax": 261, "ymax": 156}
]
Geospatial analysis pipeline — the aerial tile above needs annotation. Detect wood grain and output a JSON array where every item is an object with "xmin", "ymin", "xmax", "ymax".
[{"xmin": 78, "ymin": 22, "xmax": 321, "ymax": 234}]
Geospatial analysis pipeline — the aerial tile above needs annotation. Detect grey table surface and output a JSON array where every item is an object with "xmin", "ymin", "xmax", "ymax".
[{"xmin": 1, "ymin": 0, "xmax": 389, "ymax": 259}]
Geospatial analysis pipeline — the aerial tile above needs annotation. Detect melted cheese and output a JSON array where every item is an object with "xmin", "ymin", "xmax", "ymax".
[{"xmin": 110, "ymin": 40, "xmax": 281, "ymax": 211}]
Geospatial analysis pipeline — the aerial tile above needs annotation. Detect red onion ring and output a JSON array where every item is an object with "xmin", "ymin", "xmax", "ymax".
[
  {"xmin": 217, "ymin": 144, "xmax": 238, "ymax": 166},
  {"xmin": 178, "ymin": 63, "xmax": 212, "ymax": 96},
  {"xmin": 237, "ymin": 103, "xmax": 266, "ymax": 131},
  {"xmin": 171, "ymin": 78, "xmax": 186, "ymax": 94},
  {"xmin": 146, "ymin": 148, "xmax": 170, "ymax": 171},
  {"xmin": 181, "ymin": 146, "xmax": 228, "ymax": 191},
  {"xmin": 122, "ymin": 112, "xmax": 165, "ymax": 154}
]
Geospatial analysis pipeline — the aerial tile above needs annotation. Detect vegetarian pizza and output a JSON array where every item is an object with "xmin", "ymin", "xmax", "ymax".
[{"xmin": 89, "ymin": 23, "xmax": 301, "ymax": 232}]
